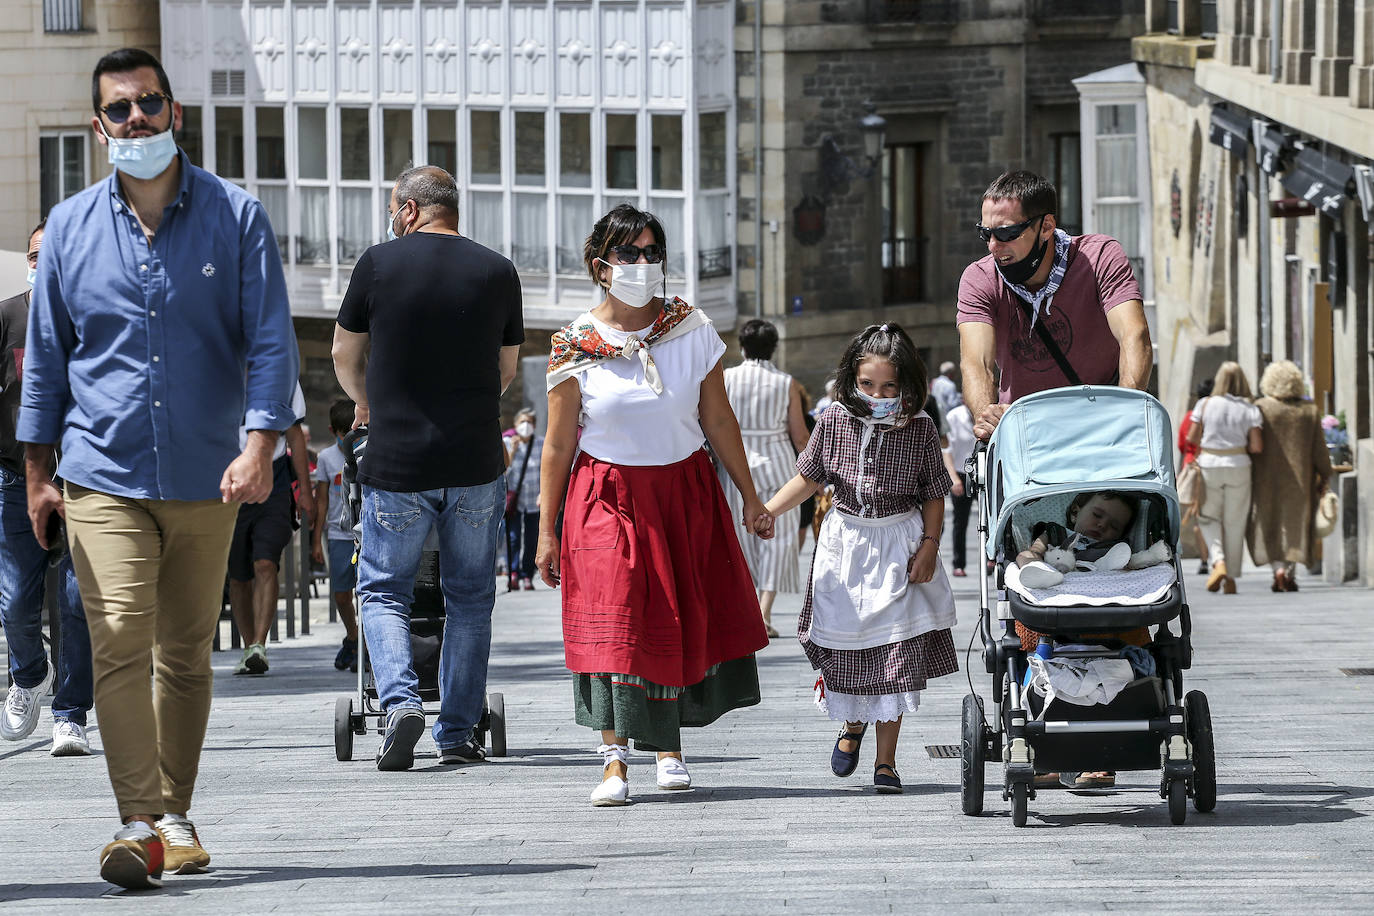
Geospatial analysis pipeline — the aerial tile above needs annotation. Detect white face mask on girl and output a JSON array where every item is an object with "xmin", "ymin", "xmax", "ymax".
[
  {"xmin": 854, "ymin": 388, "xmax": 901, "ymax": 420},
  {"xmin": 601, "ymin": 260, "xmax": 665, "ymax": 309}
]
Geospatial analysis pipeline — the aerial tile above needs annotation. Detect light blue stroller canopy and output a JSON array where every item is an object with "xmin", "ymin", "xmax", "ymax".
[{"xmin": 983, "ymin": 386, "xmax": 1179, "ymax": 560}]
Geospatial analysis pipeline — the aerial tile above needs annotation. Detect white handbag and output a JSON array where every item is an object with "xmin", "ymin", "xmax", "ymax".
[{"xmin": 1313, "ymin": 489, "xmax": 1340, "ymax": 540}]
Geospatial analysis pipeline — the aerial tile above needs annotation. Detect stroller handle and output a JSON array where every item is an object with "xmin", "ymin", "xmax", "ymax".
[{"xmin": 341, "ymin": 425, "xmax": 368, "ymax": 478}]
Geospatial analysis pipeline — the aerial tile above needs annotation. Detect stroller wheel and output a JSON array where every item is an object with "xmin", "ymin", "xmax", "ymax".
[
  {"xmin": 1168, "ymin": 778, "xmax": 1187, "ymax": 825},
  {"xmin": 334, "ymin": 697, "xmax": 354, "ymax": 762},
  {"xmin": 1186, "ymin": 691, "xmax": 1217, "ymax": 813},
  {"xmin": 1010, "ymin": 781, "xmax": 1028, "ymax": 827},
  {"xmin": 487, "ymin": 692, "xmax": 507, "ymax": 758},
  {"xmin": 960, "ymin": 694, "xmax": 985, "ymax": 816}
]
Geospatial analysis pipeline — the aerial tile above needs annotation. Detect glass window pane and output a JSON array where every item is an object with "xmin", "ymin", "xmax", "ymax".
[
  {"xmin": 470, "ymin": 111, "xmax": 501, "ymax": 184},
  {"xmin": 427, "ymin": 109, "xmax": 456, "ymax": 175},
  {"xmin": 180, "ymin": 105, "xmax": 203, "ymax": 167},
  {"xmin": 512, "ymin": 193, "xmax": 547, "ymax": 274},
  {"xmin": 649, "ymin": 197, "xmax": 683, "ymax": 279},
  {"xmin": 652, "ymin": 115, "xmax": 682, "ymax": 190},
  {"xmin": 1096, "ymin": 135, "xmax": 1136, "ymax": 199},
  {"xmin": 61, "ymin": 135, "xmax": 83, "ymax": 197},
  {"xmin": 297, "ymin": 187, "xmax": 329, "ymax": 264},
  {"xmin": 1098, "ymin": 202, "xmax": 1141, "ymax": 280},
  {"xmin": 1052, "ymin": 133, "xmax": 1082, "ymax": 234},
  {"xmin": 514, "ymin": 112, "xmax": 545, "ymax": 186},
  {"xmin": 382, "ymin": 109, "xmax": 412, "ymax": 181},
  {"xmin": 557, "ymin": 195, "xmax": 593, "ymax": 275},
  {"xmin": 39, "ymin": 136, "xmax": 59, "ymax": 216},
  {"xmin": 339, "ymin": 188, "xmax": 372, "ymax": 263},
  {"xmin": 297, "ymin": 108, "xmax": 327, "ymax": 180},
  {"xmin": 468, "ymin": 191, "xmax": 504, "ymax": 252},
  {"xmin": 255, "ymin": 107, "xmax": 285, "ymax": 180},
  {"xmin": 1096, "ymin": 104, "xmax": 1135, "ymax": 136},
  {"xmin": 340, "ymin": 108, "xmax": 370, "ymax": 182},
  {"xmin": 257, "ymin": 184, "xmax": 289, "ymax": 262},
  {"xmin": 699, "ymin": 112, "xmax": 727, "ymax": 189},
  {"xmin": 215, "ymin": 107, "xmax": 244, "ymax": 178},
  {"xmin": 559, "ymin": 112, "xmax": 591, "ymax": 188},
  {"xmin": 696, "ymin": 194, "xmax": 729, "ymax": 279},
  {"xmin": 606, "ymin": 114, "xmax": 637, "ymax": 189}
]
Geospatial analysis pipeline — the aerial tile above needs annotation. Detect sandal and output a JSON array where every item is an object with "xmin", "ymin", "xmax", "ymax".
[
  {"xmin": 830, "ymin": 724, "xmax": 868, "ymax": 777},
  {"xmin": 873, "ymin": 763, "xmax": 903, "ymax": 794}
]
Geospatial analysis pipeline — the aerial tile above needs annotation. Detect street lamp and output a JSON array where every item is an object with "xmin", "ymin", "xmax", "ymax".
[
  {"xmin": 817, "ymin": 101, "xmax": 887, "ymax": 195},
  {"xmin": 859, "ymin": 100, "xmax": 887, "ymax": 167}
]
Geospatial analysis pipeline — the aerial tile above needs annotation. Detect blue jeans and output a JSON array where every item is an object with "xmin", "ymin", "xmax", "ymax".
[
  {"xmin": 0, "ymin": 467, "xmax": 92, "ymax": 725},
  {"xmin": 505, "ymin": 509, "xmax": 540, "ymax": 581},
  {"xmin": 357, "ymin": 476, "xmax": 504, "ymax": 750}
]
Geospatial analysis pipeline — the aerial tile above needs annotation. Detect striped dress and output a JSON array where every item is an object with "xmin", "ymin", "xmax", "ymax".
[{"xmin": 718, "ymin": 358, "xmax": 801, "ymax": 592}]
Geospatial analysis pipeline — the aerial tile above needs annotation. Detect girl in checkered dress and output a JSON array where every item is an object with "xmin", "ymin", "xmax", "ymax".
[{"xmin": 760, "ymin": 324, "xmax": 958, "ymax": 793}]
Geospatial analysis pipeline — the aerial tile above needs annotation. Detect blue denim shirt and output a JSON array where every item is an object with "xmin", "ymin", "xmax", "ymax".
[{"xmin": 16, "ymin": 151, "xmax": 299, "ymax": 501}]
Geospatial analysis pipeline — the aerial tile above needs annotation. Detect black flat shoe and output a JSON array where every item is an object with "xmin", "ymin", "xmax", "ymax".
[
  {"xmin": 830, "ymin": 724, "xmax": 867, "ymax": 777},
  {"xmin": 874, "ymin": 763, "xmax": 903, "ymax": 794}
]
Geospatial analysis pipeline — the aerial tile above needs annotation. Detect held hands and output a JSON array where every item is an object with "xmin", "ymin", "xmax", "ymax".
[
  {"xmin": 907, "ymin": 537, "xmax": 939, "ymax": 584},
  {"xmin": 743, "ymin": 498, "xmax": 774, "ymax": 540},
  {"xmin": 972, "ymin": 403, "xmax": 1009, "ymax": 441},
  {"xmin": 535, "ymin": 532, "xmax": 561, "ymax": 588}
]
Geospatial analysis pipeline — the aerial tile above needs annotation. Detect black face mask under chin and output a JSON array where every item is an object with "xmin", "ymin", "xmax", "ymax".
[{"xmin": 995, "ymin": 219, "xmax": 1049, "ymax": 285}]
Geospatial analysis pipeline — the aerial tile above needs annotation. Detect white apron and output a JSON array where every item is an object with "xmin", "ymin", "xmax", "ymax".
[{"xmin": 808, "ymin": 507, "xmax": 958, "ymax": 650}]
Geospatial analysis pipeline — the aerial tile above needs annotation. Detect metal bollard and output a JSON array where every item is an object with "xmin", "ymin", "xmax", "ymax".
[
  {"xmin": 284, "ymin": 530, "xmax": 296, "ymax": 639},
  {"xmin": 299, "ymin": 527, "xmax": 311, "ymax": 635}
]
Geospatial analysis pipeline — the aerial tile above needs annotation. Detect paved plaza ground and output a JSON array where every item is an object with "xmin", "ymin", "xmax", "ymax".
[{"xmin": 3, "ymin": 531, "xmax": 1374, "ymax": 913}]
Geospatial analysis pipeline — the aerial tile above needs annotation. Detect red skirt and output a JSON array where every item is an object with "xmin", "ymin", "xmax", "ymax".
[{"xmin": 561, "ymin": 449, "xmax": 768, "ymax": 687}]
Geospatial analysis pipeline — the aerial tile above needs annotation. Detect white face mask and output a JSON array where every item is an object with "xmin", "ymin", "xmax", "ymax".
[
  {"xmin": 515, "ymin": 421, "xmax": 534, "ymax": 438},
  {"xmin": 855, "ymin": 388, "xmax": 901, "ymax": 420},
  {"xmin": 602, "ymin": 260, "xmax": 665, "ymax": 309},
  {"xmin": 26, "ymin": 266, "xmax": 37, "ymax": 287},
  {"xmin": 101, "ymin": 123, "xmax": 178, "ymax": 181}
]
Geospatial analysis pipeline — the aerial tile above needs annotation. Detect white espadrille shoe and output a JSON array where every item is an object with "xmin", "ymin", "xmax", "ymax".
[
  {"xmin": 656, "ymin": 755, "xmax": 691, "ymax": 790},
  {"xmin": 590, "ymin": 743, "xmax": 630, "ymax": 806}
]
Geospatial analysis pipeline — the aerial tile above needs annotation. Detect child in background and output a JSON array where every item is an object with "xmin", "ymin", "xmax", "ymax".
[
  {"xmin": 759, "ymin": 323, "xmax": 958, "ymax": 794},
  {"xmin": 311, "ymin": 398, "xmax": 361, "ymax": 672}
]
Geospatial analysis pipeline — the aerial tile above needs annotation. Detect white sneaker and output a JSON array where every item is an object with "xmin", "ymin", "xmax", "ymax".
[
  {"xmin": 51, "ymin": 720, "xmax": 91, "ymax": 757},
  {"xmin": 1017, "ymin": 560, "xmax": 1065, "ymax": 589},
  {"xmin": 1, "ymin": 663, "xmax": 55, "ymax": 740},
  {"xmin": 590, "ymin": 743, "xmax": 630, "ymax": 807},
  {"xmin": 656, "ymin": 755, "xmax": 692, "ymax": 790}
]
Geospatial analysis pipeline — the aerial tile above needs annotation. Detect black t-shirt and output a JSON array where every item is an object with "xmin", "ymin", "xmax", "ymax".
[
  {"xmin": 336, "ymin": 233, "xmax": 523, "ymax": 491},
  {"xmin": 0, "ymin": 290, "xmax": 30, "ymax": 475}
]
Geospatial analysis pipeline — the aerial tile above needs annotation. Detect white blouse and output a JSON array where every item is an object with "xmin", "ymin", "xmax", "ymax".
[
  {"xmin": 1194, "ymin": 395, "xmax": 1263, "ymax": 469},
  {"xmin": 574, "ymin": 315, "xmax": 727, "ymax": 467}
]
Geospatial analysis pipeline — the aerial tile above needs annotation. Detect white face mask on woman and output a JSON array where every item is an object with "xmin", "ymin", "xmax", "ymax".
[
  {"xmin": 601, "ymin": 260, "xmax": 665, "ymax": 309},
  {"xmin": 515, "ymin": 421, "xmax": 534, "ymax": 438}
]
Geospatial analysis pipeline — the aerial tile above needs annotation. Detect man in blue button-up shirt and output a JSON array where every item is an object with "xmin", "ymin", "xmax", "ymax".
[{"xmin": 16, "ymin": 48, "xmax": 298, "ymax": 890}]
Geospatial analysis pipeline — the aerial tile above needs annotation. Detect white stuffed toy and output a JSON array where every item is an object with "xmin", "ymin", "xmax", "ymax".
[{"xmin": 1020, "ymin": 539, "xmax": 1172, "ymax": 589}]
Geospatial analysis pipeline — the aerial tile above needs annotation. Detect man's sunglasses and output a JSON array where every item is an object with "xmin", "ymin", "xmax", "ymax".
[
  {"xmin": 607, "ymin": 243, "xmax": 666, "ymax": 264},
  {"xmin": 99, "ymin": 92, "xmax": 171, "ymax": 125},
  {"xmin": 975, "ymin": 214, "xmax": 1045, "ymax": 244}
]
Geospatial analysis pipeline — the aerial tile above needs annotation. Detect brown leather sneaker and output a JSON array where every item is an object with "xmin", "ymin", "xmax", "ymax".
[
  {"xmin": 100, "ymin": 824, "xmax": 164, "ymax": 889},
  {"xmin": 156, "ymin": 815, "xmax": 211, "ymax": 874}
]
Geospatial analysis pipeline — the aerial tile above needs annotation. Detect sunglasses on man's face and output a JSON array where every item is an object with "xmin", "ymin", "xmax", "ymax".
[
  {"xmin": 607, "ymin": 243, "xmax": 666, "ymax": 264},
  {"xmin": 100, "ymin": 92, "xmax": 170, "ymax": 125},
  {"xmin": 975, "ymin": 214, "xmax": 1044, "ymax": 244}
]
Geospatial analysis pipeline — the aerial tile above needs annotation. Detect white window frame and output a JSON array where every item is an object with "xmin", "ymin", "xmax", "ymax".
[
  {"xmin": 1078, "ymin": 92, "xmax": 1154, "ymax": 304},
  {"xmin": 38, "ymin": 130, "xmax": 88, "ymax": 217}
]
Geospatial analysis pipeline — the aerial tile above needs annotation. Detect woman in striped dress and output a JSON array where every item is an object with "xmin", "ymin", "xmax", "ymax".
[{"xmin": 717, "ymin": 320, "xmax": 811, "ymax": 637}]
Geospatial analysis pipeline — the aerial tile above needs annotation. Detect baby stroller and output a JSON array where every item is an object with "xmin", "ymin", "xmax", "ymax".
[
  {"xmin": 960, "ymin": 386, "xmax": 1216, "ymax": 826},
  {"xmin": 332, "ymin": 427, "xmax": 508, "ymax": 762}
]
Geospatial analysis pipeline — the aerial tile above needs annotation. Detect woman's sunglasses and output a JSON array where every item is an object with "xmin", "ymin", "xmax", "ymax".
[
  {"xmin": 607, "ymin": 243, "xmax": 666, "ymax": 264},
  {"xmin": 99, "ymin": 92, "xmax": 171, "ymax": 125},
  {"xmin": 975, "ymin": 214, "xmax": 1045, "ymax": 244}
]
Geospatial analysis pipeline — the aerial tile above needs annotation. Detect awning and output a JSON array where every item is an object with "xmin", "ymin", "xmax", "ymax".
[
  {"xmin": 1257, "ymin": 123, "xmax": 1295, "ymax": 175},
  {"xmin": 1279, "ymin": 147, "xmax": 1355, "ymax": 218},
  {"xmin": 1208, "ymin": 106, "xmax": 1250, "ymax": 157}
]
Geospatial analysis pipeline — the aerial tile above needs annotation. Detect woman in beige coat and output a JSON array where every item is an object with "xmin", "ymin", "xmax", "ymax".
[{"xmin": 1247, "ymin": 361, "xmax": 1332, "ymax": 592}]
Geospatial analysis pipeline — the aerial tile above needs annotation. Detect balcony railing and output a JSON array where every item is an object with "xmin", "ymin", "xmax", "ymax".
[
  {"xmin": 43, "ymin": 0, "xmax": 83, "ymax": 33},
  {"xmin": 866, "ymin": 0, "xmax": 958, "ymax": 26}
]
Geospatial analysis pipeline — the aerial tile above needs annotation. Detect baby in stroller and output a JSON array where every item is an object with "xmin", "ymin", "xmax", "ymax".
[{"xmin": 1015, "ymin": 491, "xmax": 1172, "ymax": 590}]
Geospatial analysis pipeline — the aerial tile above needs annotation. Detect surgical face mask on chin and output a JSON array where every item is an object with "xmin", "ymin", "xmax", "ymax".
[
  {"xmin": 515, "ymin": 421, "xmax": 534, "ymax": 438},
  {"xmin": 854, "ymin": 388, "xmax": 901, "ymax": 420},
  {"xmin": 994, "ymin": 219, "xmax": 1049, "ymax": 286},
  {"xmin": 602, "ymin": 260, "xmax": 665, "ymax": 309},
  {"xmin": 26, "ymin": 266, "xmax": 37, "ymax": 287},
  {"xmin": 102, "ymin": 123, "xmax": 178, "ymax": 181}
]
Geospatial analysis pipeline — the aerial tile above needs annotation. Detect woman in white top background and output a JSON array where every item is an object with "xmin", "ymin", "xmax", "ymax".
[
  {"xmin": 1192, "ymin": 361, "xmax": 1263, "ymax": 594},
  {"xmin": 536, "ymin": 205, "xmax": 770, "ymax": 807},
  {"xmin": 718, "ymin": 319, "xmax": 811, "ymax": 637}
]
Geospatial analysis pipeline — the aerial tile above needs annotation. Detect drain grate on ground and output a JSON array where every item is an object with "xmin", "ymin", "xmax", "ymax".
[
  {"xmin": 1339, "ymin": 667, "xmax": 1374, "ymax": 676},
  {"xmin": 925, "ymin": 744, "xmax": 961, "ymax": 759}
]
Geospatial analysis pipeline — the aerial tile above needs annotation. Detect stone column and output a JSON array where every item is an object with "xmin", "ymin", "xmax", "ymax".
[
  {"xmin": 1280, "ymin": 0, "xmax": 1316, "ymax": 84},
  {"xmin": 1252, "ymin": 0, "xmax": 1273, "ymax": 75},
  {"xmin": 1144, "ymin": 0, "xmax": 1169, "ymax": 33},
  {"xmin": 1313, "ymin": 0, "xmax": 1355, "ymax": 96},
  {"xmin": 1218, "ymin": 0, "xmax": 1253, "ymax": 66},
  {"xmin": 1352, "ymin": 0, "xmax": 1374, "ymax": 107}
]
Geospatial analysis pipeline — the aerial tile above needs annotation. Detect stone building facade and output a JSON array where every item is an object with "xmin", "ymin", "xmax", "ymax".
[
  {"xmin": 735, "ymin": 0, "xmax": 1145, "ymax": 393},
  {"xmin": 1132, "ymin": 0, "xmax": 1374, "ymax": 583}
]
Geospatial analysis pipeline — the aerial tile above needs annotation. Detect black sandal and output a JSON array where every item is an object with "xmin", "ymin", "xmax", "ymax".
[
  {"xmin": 830, "ymin": 724, "xmax": 868, "ymax": 777},
  {"xmin": 873, "ymin": 763, "xmax": 903, "ymax": 794}
]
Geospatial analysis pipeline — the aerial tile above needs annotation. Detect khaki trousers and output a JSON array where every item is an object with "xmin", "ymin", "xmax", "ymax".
[
  {"xmin": 64, "ymin": 482, "xmax": 239, "ymax": 820},
  {"xmin": 1197, "ymin": 464, "xmax": 1252, "ymax": 576}
]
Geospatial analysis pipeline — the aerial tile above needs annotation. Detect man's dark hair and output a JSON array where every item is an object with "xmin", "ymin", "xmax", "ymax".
[
  {"xmin": 29, "ymin": 218, "xmax": 46, "ymax": 244},
  {"xmin": 983, "ymin": 170, "xmax": 1057, "ymax": 221},
  {"xmin": 833, "ymin": 323, "xmax": 928, "ymax": 422},
  {"xmin": 92, "ymin": 48, "xmax": 174, "ymax": 114},
  {"xmin": 739, "ymin": 319, "xmax": 779, "ymax": 360},
  {"xmin": 584, "ymin": 204, "xmax": 666, "ymax": 287},
  {"xmin": 328, "ymin": 398, "xmax": 355, "ymax": 434},
  {"xmin": 393, "ymin": 165, "xmax": 460, "ymax": 217}
]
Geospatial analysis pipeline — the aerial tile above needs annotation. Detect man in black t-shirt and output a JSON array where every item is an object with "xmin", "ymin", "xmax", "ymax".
[{"xmin": 334, "ymin": 165, "xmax": 523, "ymax": 771}]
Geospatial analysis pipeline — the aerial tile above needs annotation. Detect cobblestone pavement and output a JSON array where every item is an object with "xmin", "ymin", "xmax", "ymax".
[{"xmin": 3, "ymin": 532, "xmax": 1374, "ymax": 913}]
